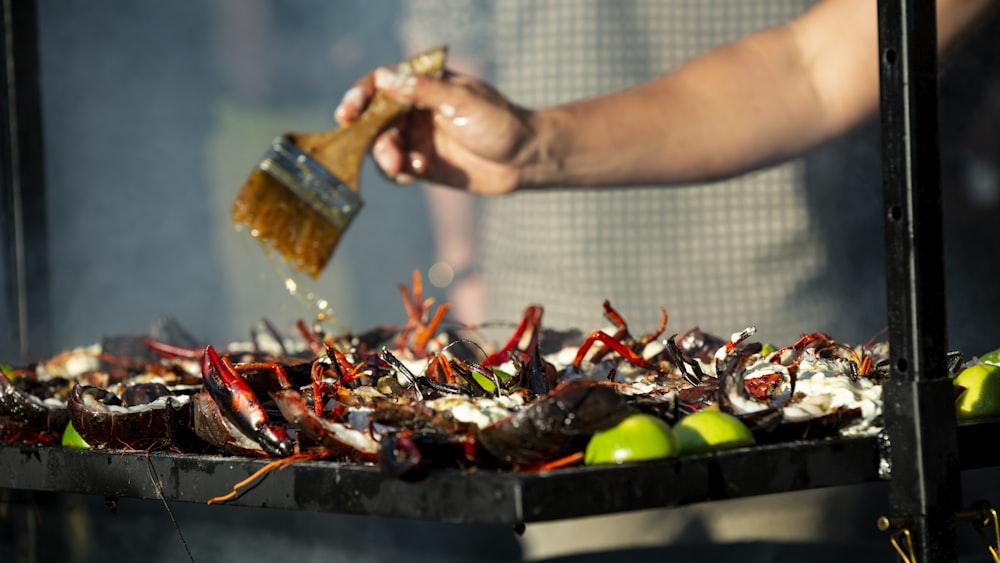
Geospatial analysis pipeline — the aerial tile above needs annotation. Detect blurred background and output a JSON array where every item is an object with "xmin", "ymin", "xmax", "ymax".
[
  {"xmin": 15, "ymin": 0, "xmax": 448, "ymax": 352},
  {"xmin": 2, "ymin": 0, "xmax": 999, "ymax": 562}
]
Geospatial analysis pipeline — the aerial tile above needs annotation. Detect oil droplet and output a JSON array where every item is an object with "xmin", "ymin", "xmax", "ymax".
[{"xmin": 260, "ymin": 247, "xmax": 337, "ymax": 324}]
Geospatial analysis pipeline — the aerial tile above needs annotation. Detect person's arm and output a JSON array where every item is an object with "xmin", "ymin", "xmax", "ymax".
[
  {"xmin": 337, "ymin": 0, "xmax": 995, "ymax": 195},
  {"xmin": 521, "ymin": 0, "xmax": 993, "ymax": 188}
]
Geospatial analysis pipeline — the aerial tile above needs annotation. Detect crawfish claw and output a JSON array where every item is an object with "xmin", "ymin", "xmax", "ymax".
[{"xmin": 201, "ymin": 345, "xmax": 294, "ymax": 458}]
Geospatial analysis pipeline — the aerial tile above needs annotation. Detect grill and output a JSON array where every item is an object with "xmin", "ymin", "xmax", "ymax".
[
  {"xmin": 0, "ymin": 436, "xmax": 882, "ymax": 526},
  {"xmin": 2, "ymin": 421, "xmax": 999, "ymax": 530},
  {"xmin": 0, "ymin": 0, "xmax": 990, "ymax": 561}
]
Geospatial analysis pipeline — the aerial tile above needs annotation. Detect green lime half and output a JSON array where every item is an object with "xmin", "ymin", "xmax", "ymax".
[
  {"xmin": 979, "ymin": 346, "xmax": 1000, "ymax": 365},
  {"xmin": 584, "ymin": 413, "xmax": 679, "ymax": 465},
  {"xmin": 61, "ymin": 421, "xmax": 91, "ymax": 449},
  {"xmin": 674, "ymin": 409, "xmax": 755, "ymax": 454},
  {"xmin": 955, "ymin": 363, "xmax": 1000, "ymax": 420}
]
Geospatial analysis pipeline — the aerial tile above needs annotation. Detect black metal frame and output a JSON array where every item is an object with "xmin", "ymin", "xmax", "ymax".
[
  {"xmin": 0, "ymin": 0, "xmax": 979, "ymax": 560},
  {"xmin": 878, "ymin": 0, "xmax": 962, "ymax": 560},
  {"xmin": 0, "ymin": 436, "xmax": 884, "ymax": 526},
  {"xmin": 0, "ymin": 0, "xmax": 50, "ymax": 362},
  {"xmin": 3, "ymin": 418, "xmax": 1000, "ymax": 526}
]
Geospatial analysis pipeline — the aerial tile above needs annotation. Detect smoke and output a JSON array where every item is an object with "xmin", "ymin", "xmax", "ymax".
[{"xmin": 35, "ymin": 0, "xmax": 441, "ymax": 351}]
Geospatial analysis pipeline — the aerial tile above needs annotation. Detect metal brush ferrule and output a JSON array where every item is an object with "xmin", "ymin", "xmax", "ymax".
[{"xmin": 258, "ymin": 135, "xmax": 363, "ymax": 231}]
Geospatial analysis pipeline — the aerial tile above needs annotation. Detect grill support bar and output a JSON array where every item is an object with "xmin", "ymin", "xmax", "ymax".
[
  {"xmin": 0, "ymin": 0, "xmax": 50, "ymax": 362},
  {"xmin": 877, "ymin": 0, "xmax": 961, "ymax": 560}
]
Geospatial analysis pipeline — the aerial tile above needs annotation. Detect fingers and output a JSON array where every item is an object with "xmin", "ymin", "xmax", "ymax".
[
  {"xmin": 337, "ymin": 63, "xmax": 445, "ymax": 124},
  {"xmin": 372, "ymin": 128, "xmax": 404, "ymax": 178},
  {"xmin": 374, "ymin": 67, "xmax": 421, "ymax": 104},
  {"xmin": 374, "ymin": 67, "xmax": 471, "ymax": 124},
  {"xmin": 334, "ymin": 73, "xmax": 375, "ymax": 125},
  {"xmin": 372, "ymin": 128, "xmax": 426, "ymax": 185}
]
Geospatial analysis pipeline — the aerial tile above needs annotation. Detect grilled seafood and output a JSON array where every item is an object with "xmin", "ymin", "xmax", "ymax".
[
  {"xmin": 199, "ymin": 345, "xmax": 295, "ymax": 458},
  {"xmin": 185, "ymin": 296, "xmax": 638, "ymax": 475},
  {"xmin": 191, "ymin": 389, "xmax": 273, "ymax": 457},
  {"xmin": 478, "ymin": 379, "xmax": 632, "ymax": 466},
  {"xmin": 0, "ymin": 368, "xmax": 70, "ymax": 444},
  {"xmin": 67, "ymin": 383, "xmax": 194, "ymax": 451},
  {"xmin": 717, "ymin": 329, "xmax": 887, "ymax": 438},
  {"xmin": 271, "ymin": 388, "xmax": 379, "ymax": 462},
  {"xmin": 1, "ymin": 271, "xmax": 919, "ymax": 482},
  {"xmin": 1, "ymin": 327, "xmax": 201, "ymax": 447}
]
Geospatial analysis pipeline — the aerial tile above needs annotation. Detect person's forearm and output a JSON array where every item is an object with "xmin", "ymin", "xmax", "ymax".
[
  {"xmin": 518, "ymin": 6, "xmax": 869, "ymax": 189},
  {"xmin": 517, "ymin": 0, "xmax": 994, "ymax": 190}
]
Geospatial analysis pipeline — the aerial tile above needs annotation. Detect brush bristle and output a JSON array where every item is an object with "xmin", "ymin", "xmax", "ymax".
[{"xmin": 232, "ymin": 169, "xmax": 341, "ymax": 278}]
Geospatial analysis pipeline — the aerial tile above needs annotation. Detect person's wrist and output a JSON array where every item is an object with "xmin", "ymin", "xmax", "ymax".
[{"xmin": 515, "ymin": 108, "xmax": 566, "ymax": 190}]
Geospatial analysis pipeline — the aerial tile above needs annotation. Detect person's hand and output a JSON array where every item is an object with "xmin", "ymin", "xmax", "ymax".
[{"xmin": 334, "ymin": 67, "xmax": 535, "ymax": 195}]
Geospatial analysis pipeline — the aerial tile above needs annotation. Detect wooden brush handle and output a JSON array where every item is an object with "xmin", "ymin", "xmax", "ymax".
[{"xmin": 289, "ymin": 46, "xmax": 447, "ymax": 191}]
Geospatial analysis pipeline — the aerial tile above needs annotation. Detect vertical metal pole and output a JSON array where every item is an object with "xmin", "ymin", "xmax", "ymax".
[
  {"xmin": 878, "ymin": 0, "xmax": 961, "ymax": 561},
  {"xmin": 0, "ymin": 0, "xmax": 50, "ymax": 362}
]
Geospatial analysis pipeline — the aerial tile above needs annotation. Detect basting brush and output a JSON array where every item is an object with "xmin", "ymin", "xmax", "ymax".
[{"xmin": 232, "ymin": 46, "xmax": 448, "ymax": 279}]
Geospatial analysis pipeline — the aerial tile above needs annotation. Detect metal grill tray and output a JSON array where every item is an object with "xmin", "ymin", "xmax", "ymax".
[{"xmin": 3, "ymin": 419, "xmax": 995, "ymax": 526}]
